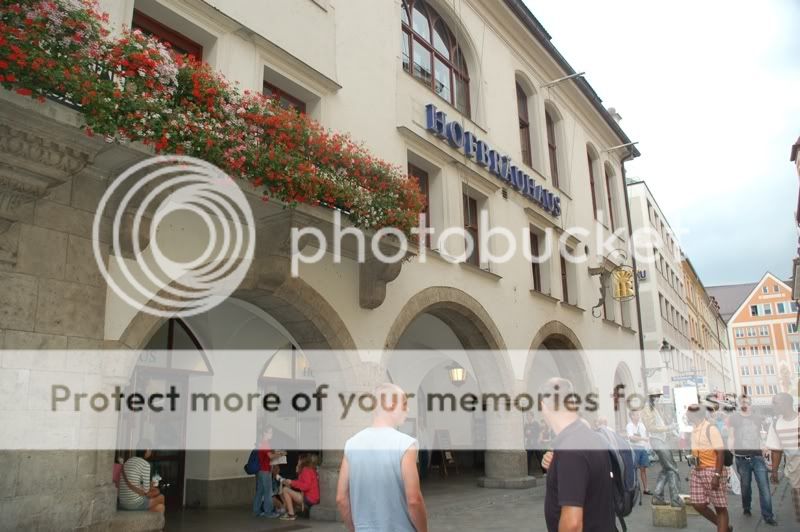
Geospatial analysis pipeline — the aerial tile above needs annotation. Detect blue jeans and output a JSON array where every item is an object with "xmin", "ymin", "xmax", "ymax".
[
  {"xmin": 736, "ymin": 455, "xmax": 773, "ymax": 519},
  {"xmin": 253, "ymin": 470, "xmax": 274, "ymax": 515}
]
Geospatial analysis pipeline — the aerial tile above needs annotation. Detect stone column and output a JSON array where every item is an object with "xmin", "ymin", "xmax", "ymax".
[
  {"xmin": 478, "ymin": 408, "xmax": 535, "ymax": 489},
  {"xmin": 311, "ymin": 449, "xmax": 343, "ymax": 521}
]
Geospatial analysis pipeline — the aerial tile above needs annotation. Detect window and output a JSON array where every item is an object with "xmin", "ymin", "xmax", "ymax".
[
  {"xmin": 401, "ymin": 0, "xmax": 469, "ymax": 115},
  {"xmin": 263, "ymin": 81, "xmax": 306, "ymax": 114},
  {"xmin": 462, "ymin": 193, "xmax": 479, "ymax": 266},
  {"xmin": 132, "ymin": 9, "xmax": 203, "ymax": 59},
  {"xmin": 792, "ymin": 301, "xmax": 799, "ymax": 313},
  {"xmin": 762, "ymin": 345, "xmax": 772, "ymax": 355},
  {"xmin": 604, "ymin": 165, "xmax": 616, "ymax": 230},
  {"xmin": 760, "ymin": 326, "xmax": 769, "ymax": 336},
  {"xmin": 587, "ymin": 150, "xmax": 599, "ymax": 219},
  {"xmin": 560, "ymin": 254, "xmax": 569, "ymax": 303},
  {"xmin": 750, "ymin": 305, "xmax": 759, "ymax": 317},
  {"xmin": 755, "ymin": 385, "xmax": 765, "ymax": 395},
  {"xmin": 741, "ymin": 366, "xmax": 750, "ymax": 376},
  {"xmin": 741, "ymin": 385, "xmax": 751, "ymax": 396},
  {"xmin": 762, "ymin": 286, "xmax": 769, "ymax": 294},
  {"xmin": 778, "ymin": 302, "xmax": 786, "ymax": 314},
  {"xmin": 774, "ymin": 284, "xmax": 780, "ymax": 292},
  {"xmin": 737, "ymin": 347, "xmax": 746, "ymax": 357},
  {"xmin": 750, "ymin": 346, "xmax": 758, "ymax": 356},
  {"xmin": 735, "ymin": 328, "xmax": 744, "ymax": 338},
  {"xmin": 546, "ymin": 110, "xmax": 559, "ymax": 189},
  {"xmin": 763, "ymin": 303, "xmax": 772, "ymax": 316},
  {"xmin": 530, "ymin": 231, "xmax": 541, "ymax": 292},
  {"xmin": 517, "ymin": 83, "xmax": 532, "ymax": 167},
  {"xmin": 768, "ymin": 384, "xmax": 778, "ymax": 394},
  {"xmin": 788, "ymin": 323, "xmax": 799, "ymax": 334},
  {"xmin": 408, "ymin": 164, "xmax": 430, "ymax": 247},
  {"xmin": 766, "ymin": 365, "xmax": 775, "ymax": 375},
  {"xmin": 792, "ymin": 342, "xmax": 800, "ymax": 353},
  {"xmin": 747, "ymin": 327, "xmax": 756, "ymax": 337},
  {"xmin": 753, "ymin": 365, "xmax": 762, "ymax": 376}
]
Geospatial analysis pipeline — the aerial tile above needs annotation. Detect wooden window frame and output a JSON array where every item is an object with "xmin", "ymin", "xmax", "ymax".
[
  {"xmin": 560, "ymin": 254, "xmax": 569, "ymax": 303},
  {"xmin": 401, "ymin": 0, "xmax": 470, "ymax": 117},
  {"xmin": 263, "ymin": 81, "xmax": 307, "ymax": 114},
  {"xmin": 409, "ymin": 164, "xmax": 431, "ymax": 248},
  {"xmin": 587, "ymin": 152, "xmax": 598, "ymax": 219},
  {"xmin": 605, "ymin": 168, "xmax": 616, "ymax": 230},
  {"xmin": 517, "ymin": 84, "xmax": 532, "ymax": 167},
  {"xmin": 462, "ymin": 193, "xmax": 479, "ymax": 267},
  {"xmin": 530, "ymin": 231, "xmax": 541, "ymax": 292},
  {"xmin": 546, "ymin": 111, "xmax": 559, "ymax": 189},
  {"xmin": 132, "ymin": 9, "xmax": 203, "ymax": 59}
]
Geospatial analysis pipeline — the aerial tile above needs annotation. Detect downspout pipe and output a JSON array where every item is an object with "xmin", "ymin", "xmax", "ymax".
[{"xmin": 620, "ymin": 149, "xmax": 648, "ymax": 394}]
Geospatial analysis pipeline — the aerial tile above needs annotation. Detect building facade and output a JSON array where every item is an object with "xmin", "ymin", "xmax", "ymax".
[
  {"xmin": 681, "ymin": 257, "xmax": 734, "ymax": 394},
  {"xmin": 0, "ymin": 0, "xmax": 644, "ymax": 529},
  {"xmin": 626, "ymin": 180, "xmax": 692, "ymax": 397},
  {"xmin": 710, "ymin": 274, "xmax": 799, "ymax": 405}
]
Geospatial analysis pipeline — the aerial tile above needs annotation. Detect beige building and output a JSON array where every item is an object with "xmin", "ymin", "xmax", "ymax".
[
  {"xmin": 681, "ymin": 257, "xmax": 733, "ymax": 394},
  {"xmin": 0, "ymin": 0, "xmax": 647, "ymax": 529}
]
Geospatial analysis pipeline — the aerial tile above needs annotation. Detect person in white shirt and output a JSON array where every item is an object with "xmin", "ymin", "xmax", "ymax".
[
  {"xmin": 627, "ymin": 411, "xmax": 651, "ymax": 496},
  {"xmin": 767, "ymin": 392, "xmax": 800, "ymax": 522}
]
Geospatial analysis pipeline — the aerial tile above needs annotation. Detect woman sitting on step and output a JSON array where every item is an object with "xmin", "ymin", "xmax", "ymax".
[{"xmin": 278, "ymin": 454, "xmax": 320, "ymax": 521}]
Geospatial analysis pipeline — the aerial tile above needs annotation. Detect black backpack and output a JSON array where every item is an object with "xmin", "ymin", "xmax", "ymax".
[
  {"xmin": 598, "ymin": 428, "xmax": 640, "ymax": 532},
  {"xmin": 706, "ymin": 424, "xmax": 734, "ymax": 467}
]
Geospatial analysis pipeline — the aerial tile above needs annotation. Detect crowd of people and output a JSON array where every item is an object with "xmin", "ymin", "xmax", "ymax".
[{"xmin": 112, "ymin": 382, "xmax": 799, "ymax": 532}]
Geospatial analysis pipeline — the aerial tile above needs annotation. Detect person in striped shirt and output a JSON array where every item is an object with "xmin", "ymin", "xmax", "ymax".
[
  {"xmin": 768, "ymin": 392, "xmax": 800, "ymax": 522},
  {"xmin": 118, "ymin": 441, "xmax": 165, "ymax": 513}
]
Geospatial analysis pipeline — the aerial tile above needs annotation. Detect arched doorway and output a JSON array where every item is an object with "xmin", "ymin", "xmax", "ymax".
[
  {"xmin": 383, "ymin": 287, "xmax": 523, "ymax": 488},
  {"xmin": 525, "ymin": 321, "xmax": 593, "ymax": 448},
  {"xmin": 114, "ymin": 270, "xmax": 356, "ymax": 512}
]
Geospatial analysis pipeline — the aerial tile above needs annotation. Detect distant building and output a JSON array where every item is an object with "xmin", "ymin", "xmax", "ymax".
[
  {"xmin": 708, "ymin": 274, "xmax": 799, "ymax": 404},
  {"xmin": 627, "ymin": 180, "xmax": 693, "ymax": 397},
  {"xmin": 681, "ymin": 257, "xmax": 734, "ymax": 394}
]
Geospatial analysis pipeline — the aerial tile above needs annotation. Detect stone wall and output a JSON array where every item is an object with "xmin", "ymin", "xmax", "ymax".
[{"xmin": 0, "ymin": 90, "xmax": 132, "ymax": 531}]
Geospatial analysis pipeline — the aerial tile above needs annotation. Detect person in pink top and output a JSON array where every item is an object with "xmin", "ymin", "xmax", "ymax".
[{"xmin": 278, "ymin": 454, "xmax": 320, "ymax": 521}]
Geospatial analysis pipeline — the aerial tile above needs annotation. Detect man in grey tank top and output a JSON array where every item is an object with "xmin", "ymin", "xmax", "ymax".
[{"xmin": 336, "ymin": 383, "xmax": 428, "ymax": 532}]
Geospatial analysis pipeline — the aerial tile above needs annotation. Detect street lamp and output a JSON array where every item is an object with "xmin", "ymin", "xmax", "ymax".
[
  {"xmin": 448, "ymin": 364, "xmax": 467, "ymax": 387},
  {"xmin": 645, "ymin": 340, "xmax": 672, "ymax": 378}
]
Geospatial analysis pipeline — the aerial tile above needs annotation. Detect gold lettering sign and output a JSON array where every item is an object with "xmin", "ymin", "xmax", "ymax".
[{"xmin": 612, "ymin": 266, "xmax": 635, "ymax": 301}]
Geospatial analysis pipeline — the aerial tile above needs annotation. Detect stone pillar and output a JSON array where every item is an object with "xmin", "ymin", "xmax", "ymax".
[
  {"xmin": 311, "ymin": 449, "xmax": 343, "ymax": 522},
  {"xmin": 478, "ymin": 407, "xmax": 535, "ymax": 489},
  {"xmin": 479, "ymin": 450, "xmax": 536, "ymax": 488}
]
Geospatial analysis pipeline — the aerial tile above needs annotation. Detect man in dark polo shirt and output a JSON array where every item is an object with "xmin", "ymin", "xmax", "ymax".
[{"xmin": 540, "ymin": 377, "xmax": 614, "ymax": 532}]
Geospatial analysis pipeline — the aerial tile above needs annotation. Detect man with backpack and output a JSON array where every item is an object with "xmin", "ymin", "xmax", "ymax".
[
  {"xmin": 539, "ymin": 378, "xmax": 615, "ymax": 532},
  {"xmin": 687, "ymin": 405, "xmax": 731, "ymax": 532}
]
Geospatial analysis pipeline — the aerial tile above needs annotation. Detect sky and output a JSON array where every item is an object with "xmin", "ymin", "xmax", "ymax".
[{"xmin": 522, "ymin": 0, "xmax": 800, "ymax": 286}]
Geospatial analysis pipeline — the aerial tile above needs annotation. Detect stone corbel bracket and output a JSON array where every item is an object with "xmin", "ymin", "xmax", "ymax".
[
  {"xmin": 0, "ymin": 90, "xmax": 102, "ymax": 267},
  {"xmin": 359, "ymin": 249, "xmax": 404, "ymax": 310}
]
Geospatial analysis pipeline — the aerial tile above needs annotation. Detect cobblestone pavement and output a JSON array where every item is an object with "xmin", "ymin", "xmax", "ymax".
[{"xmin": 166, "ymin": 463, "xmax": 799, "ymax": 531}]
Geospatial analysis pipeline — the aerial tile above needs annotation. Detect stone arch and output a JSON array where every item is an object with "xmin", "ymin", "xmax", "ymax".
[
  {"xmin": 613, "ymin": 361, "xmax": 636, "ymax": 431},
  {"xmin": 525, "ymin": 320, "xmax": 593, "ymax": 394},
  {"xmin": 384, "ymin": 286, "xmax": 506, "ymax": 351},
  {"xmin": 119, "ymin": 259, "xmax": 356, "ymax": 352}
]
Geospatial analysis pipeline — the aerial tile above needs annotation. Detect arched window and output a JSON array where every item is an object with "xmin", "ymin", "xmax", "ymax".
[
  {"xmin": 401, "ymin": 0, "xmax": 470, "ymax": 116},
  {"xmin": 545, "ymin": 109, "xmax": 559, "ymax": 188},
  {"xmin": 516, "ymin": 83, "xmax": 532, "ymax": 167}
]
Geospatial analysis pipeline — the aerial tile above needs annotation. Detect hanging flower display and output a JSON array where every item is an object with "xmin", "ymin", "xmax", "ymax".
[{"xmin": 0, "ymin": 0, "xmax": 425, "ymax": 232}]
